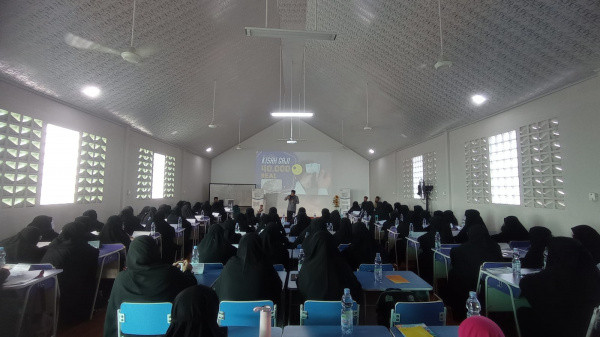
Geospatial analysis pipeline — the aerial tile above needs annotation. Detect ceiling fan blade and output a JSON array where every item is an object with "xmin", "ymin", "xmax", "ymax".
[{"xmin": 64, "ymin": 33, "xmax": 120, "ymax": 55}]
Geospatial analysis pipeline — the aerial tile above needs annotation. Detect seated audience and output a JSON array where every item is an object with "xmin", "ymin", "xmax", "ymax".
[
  {"xmin": 165, "ymin": 285, "xmax": 225, "ymax": 337},
  {"xmin": 418, "ymin": 215, "xmax": 455, "ymax": 284},
  {"xmin": 491, "ymin": 216, "xmax": 529, "ymax": 243},
  {"xmin": 333, "ymin": 218, "xmax": 353, "ymax": 247},
  {"xmin": 571, "ymin": 224, "xmax": 600, "ymax": 265},
  {"xmin": 120, "ymin": 206, "xmax": 144, "ymax": 235},
  {"xmin": 103, "ymin": 236, "xmax": 196, "ymax": 337},
  {"xmin": 518, "ymin": 237, "xmax": 600, "ymax": 337},
  {"xmin": 289, "ymin": 207, "xmax": 311, "ymax": 237},
  {"xmin": 260, "ymin": 222, "xmax": 291, "ymax": 268},
  {"xmin": 82, "ymin": 209, "xmax": 104, "ymax": 232},
  {"xmin": 99, "ymin": 215, "xmax": 132, "ymax": 250},
  {"xmin": 27, "ymin": 215, "xmax": 58, "ymax": 241},
  {"xmin": 196, "ymin": 224, "xmax": 236, "ymax": 264},
  {"xmin": 454, "ymin": 209, "xmax": 482, "ymax": 244},
  {"xmin": 0, "ymin": 226, "xmax": 45, "ymax": 263},
  {"xmin": 521, "ymin": 226, "xmax": 552, "ymax": 269},
  {"xmin": 213, "ymin": 233, "xmax": 282, "ymax": 304}
]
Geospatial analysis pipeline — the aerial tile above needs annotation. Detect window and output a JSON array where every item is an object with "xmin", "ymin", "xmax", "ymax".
[
  {"xmin": 412, "ymin": 155, "xmax": 423, "ymax": 199},
  {"xmin": 40, "ymin": 124, "xmax": 80, "ymax": 205},
  {"xmin": 0, "ymin": 109, "xmax": 43, "ymax": 208},
  {"xmin": 488, "ymin": 130, "xmax": 520, "ymax": 205},
  {"xmin": 401, "ymin": 158, "xmax": 412, "ymax": 199},
  {"xmin": 423, "ymin": 152, "xmax": 437, "ymax": 200},
  {"xmin": 151, "ymin": 153, "xmax": 165, "ymax": 199},
  {"xmin": 136, "ymin": 148, "xmax": 153, "ymax": 199},
  {"xmin": 465, "ymin": 137, "xmax": 491, "ymax": 204},
  {"xmin": 163, "ymin": 155, "xmax": 176, "ymax": 198},
  {"xmin": 76, "ymin": 132, "xmax": 106, "ymax": 204},
  {"xmin": 520, "ymin": 119, "xmax": 565, "ymax": 209}
]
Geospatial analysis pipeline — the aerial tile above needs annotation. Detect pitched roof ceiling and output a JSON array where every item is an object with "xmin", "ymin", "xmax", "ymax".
[{"xmin": 1, "ymin": 0, "xmax": 599, "ymax": 159}]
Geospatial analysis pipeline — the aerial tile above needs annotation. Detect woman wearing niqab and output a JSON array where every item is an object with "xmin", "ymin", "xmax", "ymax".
[
  {"xmin": 103, "ymin": 236, "xmax": 197, "ymax": 337},
  {"xmin": 197, "ymin": 224, "xmax": 236, "ymax": 264},
  {"xmin": 0, "ymin": 227, "xmax": 45, "ymax": 263},
  {"xmin": 518, "ymin": 237, "xmax": 600, "ymax": 337},
  {"xmin": 41, "ymin": 222, "xmax": 99, "ymax": 324},
  {"xmin": 165, "ymin": 285, "xmax": 225, "ymax": 337},
  {"xmin": 491, "ymin": 216, "xmax": 529, "ymax": 243},
  {"xmin": 297, "ymin": 231, "xmax": 362, "ymax": 301},
  {"xmin": 213, "ymin": 233, "xmax": 281, "ymax": 304},
  {"xmin": 26, "ymin": 215, "xmax": 58, "ymax": 241}
]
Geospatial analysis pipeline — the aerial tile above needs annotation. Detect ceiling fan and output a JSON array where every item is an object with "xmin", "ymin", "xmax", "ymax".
[
  {"xmin": 363, "ymin": 82, "xmax": 374, "ymax": 133},
  {"xmin": 208, "ymin": 80, "xmax": 224, "ymax": 129},
  {"xmin": 235, "ymin": 119, "xmax": 243, "ymax": 150},
  {"xmin": 64, "ymin": 0, "xmax": 153, "ymax": 64},
  {"xmin": 434, "ymin": 0, "xmax": 452, "ymax": 69},
  {"xmin": 278, "ymin": 118, "xmax": 307, "ymax": 144}
]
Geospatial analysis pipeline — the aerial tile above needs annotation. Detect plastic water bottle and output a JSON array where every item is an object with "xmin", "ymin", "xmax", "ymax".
[
  {"xmin": 435, "ymin": 231, "xmax": 441, "ymax": 250},
  {"xmin": 282, "ymin": 216, "xmax": 286, "ymax": 224},
  {"xmin": 374, "ymin": 252, "xmax": 383, "ymax": 282},
  {"xmin": 192, "ymin": 246, "xmax": 200, "ymax": 264},
  {"xmin": 150, "ymin": 222, "xmax": 156, "ymax": 236},
  {"xmin": 465, "ymin": 291, "xmax": 481, "ymax": 317},
  {"xmin": 375, "ymin": 215, "xmax": 379, "ymax": 222},
  {"xmin": 200, "ymin": 210, "xmax": 204, "ymax": 217},
  {"xmin": 512, "ymin": 248, "xmax": 521, "ymax": 278},
  {"xmin": 423, "ymin": 218, "xmax": 427, "ymax": 228},
  {"xmin": 543, "ymin": 247, "xmax": 548, "ymax": 269},
  {"xmin": 341, "ymin": 288, "xmax": 354, "ymax": 334},
  {"xmin": 177, "ymin": 216, "xmax": 182, "ymax": 229},
  {"xmin": 294, "ymin": 216, "xmax": 298, "ymax": 226},
  {"xmin": 395, "ymin": 218, "xmax": 399, "ymax": 229},
  {"xmin": 0, "ymin": 247, "xmax": 6, "ymax": 267},
  {"xmin": 218, "ymin": 215, "xmax": 222, "ymax": 223},
  {"xmin": 400, "ymin": 213, "xmax": 404, "ymax": 222},
  {"xmin": 235, "ymin": 222, "xmax": 240, "ymax": 233},
  {"xmin": 409, "ymin": 223, "xmax": 414, "ymax": 234},
  {"xmin": 297, "ymin": 249, "xmax": 305, "ymax": 271}
]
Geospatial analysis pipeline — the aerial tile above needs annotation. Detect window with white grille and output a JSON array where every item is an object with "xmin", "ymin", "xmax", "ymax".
[
  {"xmin": 412, "ymin": 155, "xmax": 423, "ymax": 199},
  {"xmin": 488, "ymin": 130, "xmax": 520, "ymax": 205}
]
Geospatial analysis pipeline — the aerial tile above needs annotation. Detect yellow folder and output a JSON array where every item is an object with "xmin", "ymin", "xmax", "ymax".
[{"xmin": 386, "ymin": 275, "xmax": 409, "ymax": 283}]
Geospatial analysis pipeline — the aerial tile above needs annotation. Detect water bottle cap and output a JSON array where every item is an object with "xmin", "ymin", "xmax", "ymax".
[
  {"xmin": 343, "ymin": 288, "xmax": 350, "ymax": 294},
  {"xmin": 469, "ymin": 291, "xmax": 477, "ymax": 297},
  {"xmin": 376, "ymin": 252, "xmax": 381, "ymax": 258},
  {"xmin": 194, "ymin": 246, "xmax": 198, "ymax": 249}
]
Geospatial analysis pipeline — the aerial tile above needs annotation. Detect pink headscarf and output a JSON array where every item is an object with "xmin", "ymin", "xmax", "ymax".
[{"xmin": 459, "ymin": 316, "xmax": 505, "ymax": 337}]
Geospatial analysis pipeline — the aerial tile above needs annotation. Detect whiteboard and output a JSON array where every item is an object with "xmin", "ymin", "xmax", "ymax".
[{"xmin": 209, "ymin": 183, "xmax": 256, "ymax": 207}]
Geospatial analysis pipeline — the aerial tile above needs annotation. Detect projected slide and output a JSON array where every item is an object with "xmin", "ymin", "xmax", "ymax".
[{"xmin": 255, "ymin": 151, "xmax": 331, "ymax": 196}]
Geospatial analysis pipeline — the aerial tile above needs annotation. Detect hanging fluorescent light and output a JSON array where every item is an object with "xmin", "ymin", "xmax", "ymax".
[
  {"xmin": 286, "ymin": 140, "xmax": 298, "ymax": 144},
  {"xmin": 245, "ymin": 27, "xmax": 336, "ymax": 41},
  {"xmin": 271, "ymin": 112, "xmax": 314, "ymax": 118}
]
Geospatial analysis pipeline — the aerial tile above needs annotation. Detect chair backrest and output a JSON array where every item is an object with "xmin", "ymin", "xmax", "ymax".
[
  {"xmin": 358, "ymin": 264, "xmax": 394, "ymax": 272},
  {"xmin": 509, "ymin": 240, "xmax": 531, "ymax": 249},
  {"xmin": 390, "ymin": 299, "xmax": 446, "ymax": 327},
  {"xmin": 117, "ymin": 302, "xmax": 172, "ymax": 336},
  {"xmin": 273, "ymin": 264, "xmax": 285, "ymax": 271},
  {"xmin": 338, "ymin": 243, "xmax": 351, "ymax": 252},
  {"xmin": 203, "ymin": 263, "xmax": 224, "ymax": 271},
  {"xmin": 300, "ymin": 300, "xmax": 359, "ymax": 326},
  {"xmin": 218, "ymin": 300, "xmax": 276, "ymax": 327},
  {"xmin": 586, "ymin": 305, "xmax": 600, "ymax": 337}
]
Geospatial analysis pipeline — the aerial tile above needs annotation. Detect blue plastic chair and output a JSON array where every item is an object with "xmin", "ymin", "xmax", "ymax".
[
  {"xmin": 203, "ymin": 263, "xmax": 224, "ymax": 271},
  {"xmin": 218, "ymin": 300, "xmax": 276, "ymax": 327},
  {"xmin": 117, "ymin": 302, "xmax": 172, "ymax": 336},
  {"xmin": 509, "ymin": 241, "xmax": 531, "ymax": 249},
  {"xmin": 389, "ymin": 296, "xmax": 446, "ymax": 327},
  {"xmin": 358, "ymin": 263, "xmax": 394, "ymax": 272},
  {"xmin": 273, "ymin": 264, "xmax": 285, "ymax": 271},
  {"xmin": 300, "ymin": 300, "xmax": 359, "ymax": 326},
  {"xmin": 338, "ymin": 243, "xmax": 351, "ymax": 252}
]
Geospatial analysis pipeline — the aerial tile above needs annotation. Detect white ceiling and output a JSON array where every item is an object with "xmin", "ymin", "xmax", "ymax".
[{"xmin": 1, "ymin": 0, "xmax": 599, "ymax": 159}]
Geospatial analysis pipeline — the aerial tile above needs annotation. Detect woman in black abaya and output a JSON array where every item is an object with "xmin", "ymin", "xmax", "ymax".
[
  {"xmin": 120, "ymin": 206, "xmax": 144, "ymax": 235},
  {"xmin": 103, "ymin": 236, "xmax": 197, "ymax": 337},
  {"xmin": 330, "ymin": 210, "xmax": 342, "ymax": 231},
  {"xmin": 99, "ymin": 215, "xmax": 131, "ymax": 250},
  {"xmin": 454, "ymin": 209, "xmax": 482, "ymax": 244},
  {"xmin": 290, "ymin": 207, "xmax": 311, "ymax": 237},
  {"xmin": 82, "ymin": 209, "xmax": 104, "ymax": 232},
  {"xmin": 26, "ymin": 215, "xmax": 58, "ymax": 241},
  {"xmin": 348, "ymin": 201, "xmax": 361, "ymax": 213},
  {"xmin": 213, "ymin": 233, "xmax": 281, "ymax": 304},
  {"xmin": 154, "ymin": 210, "xmax": 178, "ymax": 263},
  {"xmin": 518, "ymin": 237, "xmax": 600, "ymax": 337},
  {"xmin": 0, "ymin": 227, "xmax": 45, "ymax": 263},
  {"xmin": 165, "ymin": 285, "xmax": 225, "ymax": 337},
  {"xmin": 297, "ymin": 231, "xmax": 362, "ymax": 301},
  {"xmin": 491, "ymin": 216, "xmax": 529, "ymax": 243},
  {"xmin": 41, "ymin": 222, "xmax": 99, "ymax": 325},
  {"xmin": 343, "ymin": 221, "xmax": 377, "ymax": 270},
  {"xmin": 333, "ymin": 218, "xmax": 353, "ymax": 247},
  {"xmin": 260, "ymin": 222, "xmax": 291, "ymax": 268},
  {"xmin": 197, "ymin": 224, "xmax": 237, "ymax": 264},
  {"xmin": 521, "ymin": 226, "xmax": 552, "ymax": 269},
  {"xmin": 571, "ymin": 224, "xmax": 600, "ymax": 265},
  {"xmin": 417, "ymin": 215, "xmax": 454, "ymax": 284}
]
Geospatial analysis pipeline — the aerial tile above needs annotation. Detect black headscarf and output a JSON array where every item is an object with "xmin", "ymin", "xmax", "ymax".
[
  {"xmin": 41, "ymin": 222, "xmax": 99, "ymax": 324},
  {"xmin": 179, "ymin": 204, "xmax": 194, "ymax": 220},
  {"xmin": 447, "ymin": 224, "xmax": 502, "ymax": 319},
  {"xmin": 0, "ymin": 227, "xmax": 45, "ymax": 263},
  {"xmin": 330, "ymin": 210, "xmax": 342, "ymax": 231},
  {"xmin": 295, "ymin": 217, "xmax": 328, "ymax": 248},
  {"xmin": 74, "ymin": 215, "xmax": 100, "ymax": 241},
  {"xmin": 99, "ymin": 215, "xmax": 131, "ymax": 250},
  {"xmin": 103, "ymin": 236, "xmax": 197, "ymax": 337},
  {"xmin": 141, "ymin": 207, "xmax": 158, "ymax": 227},
  {"xmin": 290, "ymin": 208, "xmax": 311, "ymax": 237},
  {"xmin": 491, "ymin": 216, "xmax": 529, "ymax": 243},
  {"xmin": 165, "ymin": 285, "xmax": 225, "ymax": 337},
  {"xmin": 197, "ymin": 224, "xmax": 237, "ymax": 264},
  {"xmin": 519, "ymin": 237, "xmax": 600, "ymax": 337},
  {"xmin": 120, "ymin": 206, "xmax": 144, "ymax": 235},
  {"xmin": 82, "ymin": 209, "xmax": 105, "ymax": 232},
  {"xmin": 344, "ymin": 221, "xmax": 377, "ymax": 270},
  {"xmin": 192, "ymin": 202, "xmax": 203, "ymax": 214},
  {"xmin": 521, "ymin": 226, "xmax": 552, "ymax": 269},
  {"xmin": 442, "ymin": 210, "xmax": 459, "ymax": 228},
  {"xmin": 245, "ymin": 207, "xmax": 257, "ymax": 227},
  {"xmin": 454, "ymin": 209, "xmax": 482, "ymax": 243},
  {"xmin": 158, "ymin": 204, "xmax": 172, "ymax": 216},
  {"xmin": 213, "ymin": 233, "xmax": 282, "ymax": 303},
  {"xmin": 572, "ymin": 225, "xmax": 600, "ymax": 265},
  {"xmin": 154, "ymin": 210, "xmax": 177, "ymax": 262},
  {"xmin": 417, "ymin": 215, "xmax": 455, "ymax": 285},
  {"xmin": 260, "ymin": 222, "xmax": 291, "ymax": 267},
  {"xmin": 333, "ymin": 218, "xmax": 353, "ymax": 246},
  {"xmin": 220, "ymin": 219, "xmax": 241, "ymax": 244},
  {"xmin": 297, "ymin": 231, "xmax": 362, "ymax": 301},
  {"xmin": 27, "ymin": 215, "xmax": 58, "ymax": 241},
  {"xmin": 349, "ymin": 201, "xmax": 361, "ymax": 213},
  {"xmin": 137, "ymin": 206, "xmax": 151, "ymax": 222}
]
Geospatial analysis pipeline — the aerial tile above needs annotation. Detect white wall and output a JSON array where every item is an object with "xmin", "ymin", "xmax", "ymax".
[
  {"xmin": 0, "ymin": 81, "xmax": 211, "ymax": 239},
  {"xmin": 370, "ymin": 75, "xmax": 600, "ymax": 236},
  {"xmin": 211, "ymin": 120, "xmax": 370, "ymax": 216}
]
